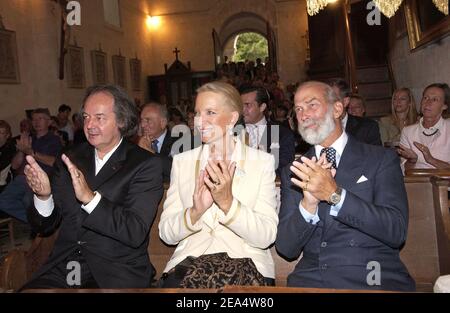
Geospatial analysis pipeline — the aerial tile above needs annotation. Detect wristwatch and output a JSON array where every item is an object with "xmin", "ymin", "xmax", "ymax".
[{"xmin": 328, "ymin": 187, "xmax": 343, "ymax": 205}]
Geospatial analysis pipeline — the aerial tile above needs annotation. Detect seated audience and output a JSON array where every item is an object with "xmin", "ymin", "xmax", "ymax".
[
  {"xmin": 329, "ymin": 78, "xmax": 382, "ymax": 145},
  {"xmin": 398, "ymin": 83, "xmax": 450, "ymax": 170},
  {"xmin": 379, "ymin": 88, "xmax": 418, "ymax": 146},
  {"xmin": 276, "ymin": 81, "xmax": 415, "ymax": 291},
  {"xmin": 159, "ymin": 81, "xmax": 278, "ymax": 288},
  {"xmin": 348, "ymin": 94, "xmax": 366, "ymax": 117},
  {"xmin": 0, "ymin": 120, "xmax": 16, "ymax": 194},
  {"xmin": 0, "ymin": 108, "xmax": 62, "ymax": 222}
]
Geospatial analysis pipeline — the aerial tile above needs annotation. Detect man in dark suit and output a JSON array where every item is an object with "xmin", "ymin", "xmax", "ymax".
[
  {"xmin": 275, "ymin": 81, "xmax": 415, "ymax": 291},
  {"xmin": 138, "ymin": 102, "xmax": 181, "ymax": 183},
  {"xmin": 240, "ymin": 86, "xmax": 295, "ymax": 173},
  {"xmin": 329, "ymin": 78, "xmax": 381, "ymax": 146},
  {"xmin": 22, "ymin": 84, "xmax": 164, "ymax": 289}
]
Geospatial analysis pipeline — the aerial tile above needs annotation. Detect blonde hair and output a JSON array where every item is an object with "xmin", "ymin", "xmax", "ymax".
[
  {"xmin": 196, "ymin": 81, "xmax": 243, "ymax": 115},
  {"xmin": 391, "ymin": 88, "xmax": 418, "ymax": 128}
]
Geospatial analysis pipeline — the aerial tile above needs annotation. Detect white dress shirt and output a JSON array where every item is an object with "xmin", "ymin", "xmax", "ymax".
[
  {"xmin": 34, "ymin": 138, "xmax": 123, "ymax": 217},
  {"xmin": 245, "ymin": 117, "xmax": 267, "ymax": 149}
]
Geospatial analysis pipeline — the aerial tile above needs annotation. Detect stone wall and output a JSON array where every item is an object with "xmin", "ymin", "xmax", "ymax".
[
  {"xmin": 390, "ymin": 34, "xmax": 450, "ymax": 112},
  {"xmin": 0, "ymin": 0, "xmax": 321, "ymax": 135},
  {"xmin": 0, "ymin": 0, "xmax": 153, "ymax": 134}
]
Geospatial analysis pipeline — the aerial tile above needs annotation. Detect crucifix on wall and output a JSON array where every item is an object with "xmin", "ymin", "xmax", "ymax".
[{"xmin": 173, "ymin": 47, "xmax": 181, "ymax": 61}]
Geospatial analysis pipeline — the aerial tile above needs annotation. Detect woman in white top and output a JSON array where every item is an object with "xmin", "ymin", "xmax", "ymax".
[
  {"xmin": 159, "ymin": 81, "xmax": 279, "ymax": 287},
  {"xmin": 399, "ymin": 83, "xmax": 450, "ymax": 170}
]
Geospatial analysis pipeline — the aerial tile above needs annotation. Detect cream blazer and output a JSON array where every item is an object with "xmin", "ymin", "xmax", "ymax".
[{"xmin": 159, "ymin": 138, "xmax": 279, "ymax": 278}]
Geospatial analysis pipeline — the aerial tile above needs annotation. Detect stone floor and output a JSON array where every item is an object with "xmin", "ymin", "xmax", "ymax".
[{"xmin": 0, "ymin": 219, "xmax": 32, "ymax": 260}]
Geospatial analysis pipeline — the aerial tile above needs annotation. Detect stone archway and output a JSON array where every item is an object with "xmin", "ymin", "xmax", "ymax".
[{"xmin": 213, "ymin": 11, "xmax": 278, "ymax": 71}]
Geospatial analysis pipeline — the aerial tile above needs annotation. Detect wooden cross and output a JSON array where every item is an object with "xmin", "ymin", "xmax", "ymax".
[{"xmin": 173, "ymin": 47, "xmax": 181, "ymax": 61}]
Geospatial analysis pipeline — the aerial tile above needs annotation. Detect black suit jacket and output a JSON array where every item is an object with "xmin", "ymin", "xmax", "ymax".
[
  {"xmin": 346, "ymin": 114, "xmax": 382, "ymax": 146},
  {"xmin": 158, "ymin": 133, "xmax": 178, "ymax": 183},
  {"xmin": 27, "ymin": 140, "xmax": 164, "ymax": 288},
  {"xmin": 258, "ymin": 121, "xmax": 296, "ymax": 173},
  {"xmin": 275, "ymin": 136, "xmax": 415, "ymax": 291}
]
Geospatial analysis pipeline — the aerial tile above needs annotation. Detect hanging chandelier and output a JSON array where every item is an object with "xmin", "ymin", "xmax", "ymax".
[
  {"xmin": 306, "ymin": 0, "xmax": 331, "ymax": 16},
  {"xmin": 432, "ymin": 0, "xmax": 449, "ymax": 15},
  {"xmin": 372, "ymin": 0, "xmax": 403, "ymax": 18},
  {"xmin": 306, "ymin": 0, "xmax": 448, "ymax": 18}
]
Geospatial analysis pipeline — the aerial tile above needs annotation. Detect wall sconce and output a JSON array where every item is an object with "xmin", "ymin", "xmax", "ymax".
[{"xmin": 146, "ymin": 15, "xmax": 161, "ymax": 29}]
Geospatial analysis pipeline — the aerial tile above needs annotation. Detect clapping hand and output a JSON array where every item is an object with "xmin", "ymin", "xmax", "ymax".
[
  {"xmin": 290, "ymin": 154, "xmax": 337, "ymax": 214},
  {"xmin": 61, "ymin": 154, "xmax": 95, "ymax": 205},
  {"xmin": 204, "ymin": 160, "xmax": 236, "ymax": 214},
  {"xmin": 24, "ymin": 155, "xmax": 51, "ymax": 200}
]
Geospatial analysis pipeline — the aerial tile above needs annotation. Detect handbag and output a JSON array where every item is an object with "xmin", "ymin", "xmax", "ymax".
[{"xmin": 175, "ymin": 252, "xmax": 268, "ymax": 288}]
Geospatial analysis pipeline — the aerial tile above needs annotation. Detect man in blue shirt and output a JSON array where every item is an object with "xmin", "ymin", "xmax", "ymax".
[{"xmin": 0, "ymin": 108, "xmax": 62, "ymax": 222}]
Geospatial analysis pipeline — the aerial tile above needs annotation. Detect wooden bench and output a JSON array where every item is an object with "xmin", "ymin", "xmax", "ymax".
[{"xmin": 401, "ymin": 172, "xmax": 450, "ymax": 292}]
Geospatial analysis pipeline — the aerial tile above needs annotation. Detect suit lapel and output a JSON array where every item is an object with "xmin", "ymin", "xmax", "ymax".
[{"xmin": 322, "ymin": 137, "xmax": 364, "ymax": 237}]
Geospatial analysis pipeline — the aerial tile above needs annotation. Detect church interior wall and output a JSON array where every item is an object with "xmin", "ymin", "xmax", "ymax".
[{"xmin": 390, "ymin": 34, "xmax": 450, "ymax": 111}]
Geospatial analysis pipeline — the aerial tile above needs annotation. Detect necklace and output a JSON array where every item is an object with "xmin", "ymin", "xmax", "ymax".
[{"xmin": 422, "ymin": 129, "xmax": 439, "ymax": 137}]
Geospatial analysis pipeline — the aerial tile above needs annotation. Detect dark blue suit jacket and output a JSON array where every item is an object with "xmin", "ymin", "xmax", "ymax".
[
  {"xmin": 275, "ymin": 135, "xmax": 415, "ymax": 291},
  {"xmin": 259, "ymin": 121, "xmax": 296, "ymax": 174}
]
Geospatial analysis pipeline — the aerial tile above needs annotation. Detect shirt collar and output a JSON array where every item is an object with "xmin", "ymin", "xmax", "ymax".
[
  {"xmin": 155, "ymin": 129, "xmax": 167, "ymax": 151},
  {"xmin": 95, "ymin": 137, "xmax": 123, "ymax": 165},
  {"xmin": 315, "ymin": 131, "xmax": 348, "ymax": 167},
  {"xmin": 246, "ymin": 117, "xmax": 267, "ymax": 129},
  {"xmin": 419, "ymin": 116, "xmax": 443, "ymax": 134}
]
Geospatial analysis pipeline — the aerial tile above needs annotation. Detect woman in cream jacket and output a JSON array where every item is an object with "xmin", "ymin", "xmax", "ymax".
[{"xmin": 159, "ymin": 81, "xmax": 279, "ymax": 287}]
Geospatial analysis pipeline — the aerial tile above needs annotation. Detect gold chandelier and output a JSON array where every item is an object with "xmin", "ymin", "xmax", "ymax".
[
  {"xmin": 432, "ymin": 0, "xmax": 449, "ymax": 15},
  {"xmin": 306, "ymin": 0, "xmax": 449, "ymax": 18},
  {"xmin": 372, "ymin": 0, "xmax": 403, "ymax": 18},
  {"xmin": 306, "ymin": 0, "xmax": 331, "ymax": 16}
]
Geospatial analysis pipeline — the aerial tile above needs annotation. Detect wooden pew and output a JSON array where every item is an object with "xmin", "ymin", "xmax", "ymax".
[{"xmin": 401, "ymin": 171, "xmax": 450, "ymax": 292}]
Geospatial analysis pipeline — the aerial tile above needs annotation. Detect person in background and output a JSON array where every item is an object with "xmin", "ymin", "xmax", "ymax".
[
  {"xmin": 398, "ymin": 83, "xmax": 450, "ymax": 170},
  {"xmin": 0, "ymin": 108, "xmax": 62, "ymax": 223},
  {"xmin": 138, "ymin": 102, "xmax": 178, "ymax": 183},
  {"xmin": 379, "ymin": 88, "xmax": 418, "ymax": 146},
  {"xmin": 348, "ymin": 94, "xmax": 366, "ymax": 117},
  {"xmin": 0, "ymin": 120, "xmax": 16, "ymax": 194},
  {"xmin": 240, "ymin": 86, "xmax": 295, "ymax": 174},
  {"xmin": 329, "ymin": 78, "xmax": 381, "ymax": 146},
  {"xmin": 57, "ymin": 104, "xmax": 74, "ymax": 143}
]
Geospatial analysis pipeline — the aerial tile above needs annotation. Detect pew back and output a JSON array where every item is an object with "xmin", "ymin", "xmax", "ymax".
[{"xmin": 401, "ymin": 175, "xmax": 450, "ymax": 292}]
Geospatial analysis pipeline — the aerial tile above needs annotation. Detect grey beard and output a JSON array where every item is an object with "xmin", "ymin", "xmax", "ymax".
[{"xmin": 298, "ymin": 110, "xmax": 335, "ymax": 145}]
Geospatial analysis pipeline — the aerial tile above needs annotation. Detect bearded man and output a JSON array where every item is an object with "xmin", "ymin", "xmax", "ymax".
[{"xmin": 275, "ymin": 81, "xmax": 415, "ymax": 291}]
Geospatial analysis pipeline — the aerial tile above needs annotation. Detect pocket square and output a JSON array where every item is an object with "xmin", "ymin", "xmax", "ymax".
[
  {"xmin": 357, "ymin": 175, "xmax": 368, "ymax": 183},
  {"xmin": 270, "ymin": 142, "xmax": 280, "ymax": 149}
]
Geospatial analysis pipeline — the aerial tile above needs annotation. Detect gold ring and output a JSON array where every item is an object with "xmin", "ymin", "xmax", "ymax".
[
  {"xmin": 76, "ymin": 172, "xmax": 80, "ymax": 178},
  {"xmin": 304, "ymin": 182, "xmax": 308, "ymax": 192}
]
